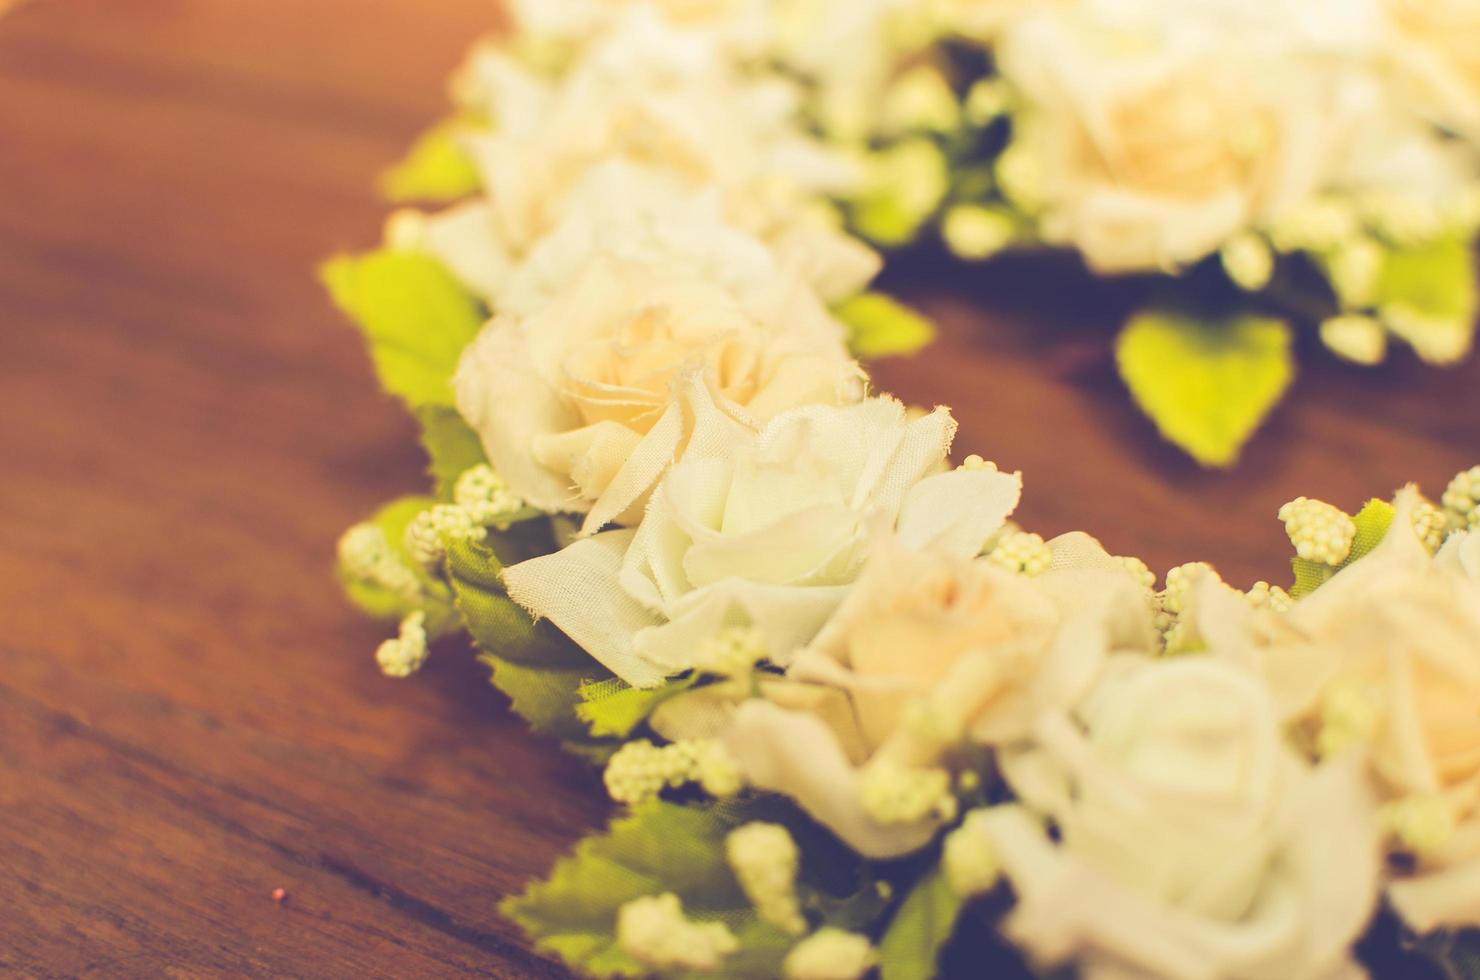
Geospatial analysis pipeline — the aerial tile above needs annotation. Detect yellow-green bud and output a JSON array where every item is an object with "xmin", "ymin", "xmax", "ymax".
[
  {"xmin": 376, "ymin": 611, "xmax": 429, "ymax": 678},
  {"xmin": 726, "ymin": 823, "xmax": 806, "ymax": 935},
  {"xmin": 1279, "ymin": 497, "xmax": 1357, "ymax": 565},
  {"xmin": 783, "ymin": 929, "xmax": 876, "ymax": 980},
  {"xmin": 616, "ymin": 893, "xmax": 738, "ymax": 971}
]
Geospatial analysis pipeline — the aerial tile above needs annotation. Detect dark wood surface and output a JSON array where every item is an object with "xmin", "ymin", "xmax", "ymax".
[{"xmin": 1, "ymin": 2, "xmax": 1477, "ymax": 977}]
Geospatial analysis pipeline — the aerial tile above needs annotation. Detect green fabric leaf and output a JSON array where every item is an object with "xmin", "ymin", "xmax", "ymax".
[
  {"xmin": 337, "ymin": 495, "xmax": 458, "ymax": 633},
  {"xmin": 1290, "ymin": 498, "xmax": 1395, "ymax": 598},
  {"xmin": 416, "ymin": 405, "xmax": 488, "ymax": 499},
  {"xmin": 444, "ymin": 537, "xmax": 616, "ymax": 743},
  {"xmin": 1376, "ymin": 238, "xmax": 1478, "ymax": 323},
  {"xmin": 1116, "ymin": 309, "xmax": 1295, "ymax": 468},
  {"xmin": 503, "ymin": 800, "xmax": 795, "ymax": 979},
  {"xmin": 321, "ymin": 250, "xmax": 485, "ymax": 408},
  {"xmin": 379, "ymin": 120, "xmax": 482, "ymax": 204},
  {"xmin": 577, "ymin": 675, "xmax": 699, "ymax": 739},
  {"xmin": 1374, "ymin": 238, "xmax": 1478, "ymax": 365},
  {"xmin": 876, "ymin": 868, "xmax": 965, "ymax": 980},
  {"xmin": 835, "ymin": 293, "xmax": 937, "ymax": 360}
]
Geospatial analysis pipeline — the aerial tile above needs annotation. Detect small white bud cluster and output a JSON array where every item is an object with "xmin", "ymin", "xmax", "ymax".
[
  {"xmin": 616, "ymin": 893, "xmax": 738, "ymax": 971},
  {"xmin": 859, "ymin": 760, "xmax": 956, "ymax": 825},
  {"xmin": 987, "ymin": 531, "xmax": 1052, "ymax": 577},
  {"xmin": 1319, "ymin": 315, "xmax": 1387, "ymax": 367},
  {"xmin": 1412, "ymin": 497, "xmax": 1449, "ymax": 553},
  {"xmin": 943, "ymin": 809, "xmax": 1001, "ymax": 898},
  {"xmin": 1246, "ymin": 581, "xmax": 1294, "ymax": 613},
  {"xmin": 943, "ymin": 205, "xmax": 1016, "ymax": 261},
  {"xmin": 880, "ymin": 66, "xmax": 960, "ymax": 135},
  {"xmin": 337, "ymin": 523, "xmax": 422, "ymax": 601},
  {"xmin": 1316, "ymin": 677, "xmax": 1381, "ymax": 759},
  {"xmin": 383, "ymin": 208, "xmax": 428, "ymax": 252},
  {"xmin": 1326, "ymin": 238, "xmax": 1384, "ymax": 310},
  {"xmin": 1382, "ymin": 794, "xmax": 1456, "ymax": 858},
  {"xmin": 1220, "ymin": 232, "xmax": 1273, "ymax": 292},
  {"xmin": 405, "ymin": 503, "xmax": 486, "ymax": 569},
  {"xmin": 1269, "ymin": 196, "xmax": 1359, "ymax": 254},
  {"xmin": 958, "ymin": 454, "xmax": 998, "ymax": 472},
  {"xmin": 694, "ymin": 626, "xmax": 768, "ymax": 678},
  {"xmin": 1443, "ymin": 466, "xmax": 1480, "ymax": 530},
  {"xmin": 1114, "ymin": 555, "xmax": 1157, "ymax": 592},
  {"xmin": 1278, "ymin": 497, "xmax": 1356, "ymax": 565},
  {"xmin": 1160, "ymin": 562, "xmax": 1219, "ymax": 618},
  {"xmin": 1157, "ymin": 563, "xmax": 1221, "ymax": 654},
  {"xmin": 453, "ymin": 464, "xmax": 525, "ymax": 528},
  {"xmin": 376, "ymin": 611, "xmax": 429, "ymax": 678},
  {"xmin": 995, "ymin": 141, "xmax": 1043, "ymax": 213},
  {"xmin": 964, "ymin": 78, "xmax": 1008, "ymax": 126},
  {"xmin": 725, "ymin": 822, "xmax": 806, "ymax": 935},
  {"xmin": 603, "ymin": 739, "xmax": 744, "ymax": 805},
  {"xmin": 1384, "ymin": 306, "xmax": 1474, "ymax": 366},
  {"xmin": 782, "ymin": 928, "xmax": 877, "ymax": 980},
  {"xmin": 1361, "ymin": 189, "xmax": 1445, "ymax": 246}
]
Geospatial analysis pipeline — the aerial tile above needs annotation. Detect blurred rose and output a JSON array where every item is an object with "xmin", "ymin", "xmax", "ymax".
[
  {"xmin": 979, "ymin": 657, "xmax": 1380, "ymax": 980},
  {"xmin": 997, "ymin": 5, "xmax": 1339, "ymax": 272},
  {"xmin": 1385, "ymin": 0, "xmax": 1480, "ymax": 141},
  {"xmin": 1197, "ymin": 494, "xmax": 1480, "ymax": 933}
]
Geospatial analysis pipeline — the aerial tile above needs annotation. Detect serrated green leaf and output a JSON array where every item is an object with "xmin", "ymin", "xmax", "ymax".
[
  {"xmin": 379, "ymin": 120, "xmax": 482, "ymax": 204},
  {"xmin": 416, "ymin": 405, "xmax": 488, "ymax": 499},
  {"xmin": 1116, "ymin": 309, "xmax": 1295, "ymax": 468},
  {"xmin": 322, "ymin": 250, "xmax": 485, "ymax": 408},
  {"xmin": 445, "ymin": 537, "xmax": 617, "ymax": 742},
  {"xmin": 337, "ymin": 495, "xmax": 458, "ymax": 633},
  {"xmin": 835, "ymin": 293, "xmax": 937, "ymax": 360},
  {"xmin": 504, "ymin": 800, "xmax": 794, "ymax": 979},
  {"xmin": 577, "ymin": 675, "xmax": 699, "ymax": 739},
  {"xmin": 1290, "ymin": 498, "xmax": 1396, "ymax": 598},
  {"xmin": 876, "ymin": 868, "xmax": 965, "ymax": 980}
]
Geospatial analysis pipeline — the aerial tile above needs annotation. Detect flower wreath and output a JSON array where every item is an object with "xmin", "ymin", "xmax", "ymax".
[{"xmin": 327, "ymin": 3, "xmax": 1480, "ymax": 978}]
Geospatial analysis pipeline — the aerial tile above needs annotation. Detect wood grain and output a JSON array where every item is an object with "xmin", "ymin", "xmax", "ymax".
[{"xmin": 0, "ymin": 2, "xmax": 1476, "ymax": 976}]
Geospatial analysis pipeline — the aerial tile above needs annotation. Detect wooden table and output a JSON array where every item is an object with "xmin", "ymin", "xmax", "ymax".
[{"xmin": 2, "ymin": 2, "xmax": 1476, "ymax": 976}]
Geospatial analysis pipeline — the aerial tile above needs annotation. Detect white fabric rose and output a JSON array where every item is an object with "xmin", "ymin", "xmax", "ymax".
[
  {"xmin": 449, "ymin": 10, "xmax": 862, "ymax": 260},
  {"xmin": 995, "ymin": 3, "xmax": 1348, "ymax": 272},
  {"xmin": 427, "ymin": 14, "xmax": 877, "ymax": 309},
  {"xmin": 704, "ymin": 535, "xmax": 1154, "ymax": 858},
  {"xmin": 501, "ymin": 397, "xmax": 1021, "ymax": 688},
  {"xmin": 978, "ymin": 657, "xmax": 1380, "ymax": 980},
  {"xmin": 1197, "ymin": 493, "xmax": 1480, "ymax": 933},
  {"xmin": 1383, "ymin": 0, "xmax": 1480, "ymax": 143},
  {"xmin": 501, "ymin": 0, "xmax": 773, "ymax": 57},
  {"xmin": 455, "ymin": 255, "xmax": 864, "ymax": 532}
]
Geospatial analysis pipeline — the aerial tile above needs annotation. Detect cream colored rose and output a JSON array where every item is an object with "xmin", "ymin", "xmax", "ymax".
[
  {"xmin": 996, "ymin": 6, "xmax": 1338, "ymax": 272},
  {"xmin": 455, "ymin": 256, "xmax": 864, "ymax": 533},
  {"xmin": 501, "ymin": 397, "xmax": 1022, "ymax": 688},
  {"xmin": 976, "ymin": 657, "xmax": 1380, "ymax": 980},
  {"xmin": 502, "ymin": 0, "xmax": 771, "ymax": 55},
  {"xmin": 429, "ymin": 18, "xmax": 877, "ymax": 308},
  {"xmin": 1196, "ymin": 495, "xmax": 1480, "ymax": 932},
  {"xmin": 456, "ymin": 11, "xmax": 861, "ymax": 256},
  {"xmin": 702, "ymin": 536, "xmax": 1154, "ymax": 858},
  {"xmin": 1385, "ymin": 0, "xmax": 1480, "ymax": 142}
]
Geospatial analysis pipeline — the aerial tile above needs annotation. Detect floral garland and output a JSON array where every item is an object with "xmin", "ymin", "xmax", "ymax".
[{"xmin": 327, "ymin": 3, "xmax": 1480, "ymax": 978}]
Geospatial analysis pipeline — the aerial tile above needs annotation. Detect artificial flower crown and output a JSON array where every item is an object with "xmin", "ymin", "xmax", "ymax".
[{"xmin": 328, "ymin": 2, "xmax": 1480, "ymax": 977}]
